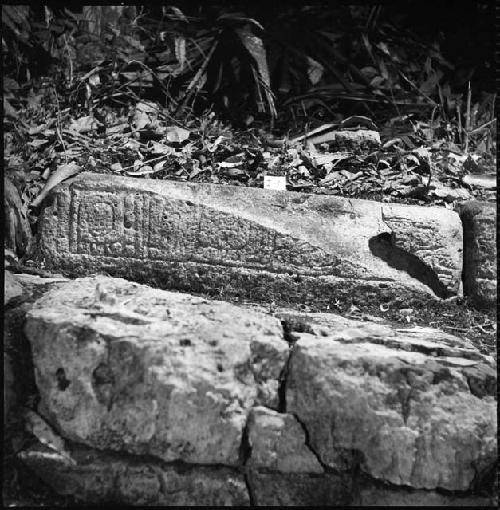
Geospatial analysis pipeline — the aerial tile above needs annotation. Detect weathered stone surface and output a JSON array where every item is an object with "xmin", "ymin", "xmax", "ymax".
[
  {"xmin": 24, "ymin": 276, "xmax": 288, "ymax": 466},
  {"xmin": 19, "ymin": 441, "xmax": 250, "ymax": 505},
  {"xmin": 248, "ymin": 471, "xmax": 350, "ymax": 506},
  {"xmin": 247, "ymin": 406, "xmax": 323, "ymax": 473},
  {"xmin": 4, "ymin": 274, "xmax": 68, "ymax": 425},
  {"xmin": 31, "ymin": 173, "xmax": 463, "ymax": 306},
  {"xmin": 16, "ymin": 278, "xmax": 497, "ymax": 505},
  {"xmin": 285, "ymin": 313, "xmax": 497, "ymax": 491},
  {"xmin": 4, "ymin": 270, "xmax": 24, "ymax": 306},
  {"xmin": 457, "ymin": 201, "xmax": 497, "ymax": 307},
  {"xmin": 352, "ymin": 477, "xmax": 496, "ymax": 507},
  {"xmin": 277, "ymin": 309, "xmax": 491, "ymax": 362}
]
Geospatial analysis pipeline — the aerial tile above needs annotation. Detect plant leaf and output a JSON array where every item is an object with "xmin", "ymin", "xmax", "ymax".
[
  {"xmin": 307, "ymin": 57, "xmax": 324, "ymax": 85},
  {"xmin": 235, "ymin": 26, "xmax": 271, "ymax": 89}
]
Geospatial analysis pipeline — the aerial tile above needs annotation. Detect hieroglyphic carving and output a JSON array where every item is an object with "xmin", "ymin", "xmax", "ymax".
[{"xmin": 68, "ymin": 187, "xmax": 341, "ymax": 275}]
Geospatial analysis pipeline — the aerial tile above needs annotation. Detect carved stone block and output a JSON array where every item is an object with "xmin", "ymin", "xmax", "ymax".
[{"xmin": 31, "ymin": 173, "xmax": 464, "ymax": 306}]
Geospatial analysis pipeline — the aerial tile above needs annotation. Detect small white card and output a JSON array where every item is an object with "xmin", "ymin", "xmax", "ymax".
[{"xmin": 263, "ymin": 175, "xmax": 287, "ymax": 190}]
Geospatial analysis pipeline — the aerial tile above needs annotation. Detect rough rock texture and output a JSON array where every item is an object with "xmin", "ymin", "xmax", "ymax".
[
  {"xmin": 5, "ymin": 270, "xmax": 24, "ymax": 306},
  {"xmin": 4, "ymin": 272, "xmax": 68, "ymax": 425},
  {"xmin": 30, "ymin": 173, "xmax": 463, "ymax": 306},
  {"xmin": 246, "ymin": 406, "xmax": 323, "ymax": 473},
  {"xmin": 457, "ymin": 201, "xmax": 497, "ymax": 307},
  {"xmin": 276, "ymin": 308, "xmax": 491, "ymax": 363},
  {"xmin": 248, "ymin": 471, "xmax": 350, "ymax": 506},
  {"xmin": 18, "ymin": 277, "xmax": 496, "ymax": 505},
  {"xmin": 24, "ymin": 276, "xmax": 288, "ymax": 466},
  {"xmin": 285, "ymin": 314, "xmax": 497, "ymax": 491},
  {"xmin": 352, "ymin": 477, "xmax": 496, "ymax": 507},
  {"xmin": 19, "ymin": 442, "xmax": 250, "ymax": 506}
]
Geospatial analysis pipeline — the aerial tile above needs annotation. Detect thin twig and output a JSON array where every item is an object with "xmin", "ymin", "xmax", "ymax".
[
  {"xmin": 456, "ymin": 103, "xmax": 462, "ymax": 146},
  {"xmin": 52, "ymin": 86, "xmax": 68, "ymax": 163},
  {"xmin": 399, "ymin": 71, "xmax": 437, "ymax": 105},
  {"xmin": 487, "ymin": 93, "xmax": 496, "ymax": 151},
  {"xmin": 465, "ymin": 81, "xmax": 471, "ymax": 154},
  {"xmin": 119, "ymin": 154, "xmax": 169, "ymax": 172},
  {"xmin": 175, "ymin": 38, "xmax": 219, "ymax": 115},
  {"xmin": 468, "ymin": 118, "xmax": 496, "ymax": 135},
  {"xmin": 63, "ymin": 33, "xmax": 74, "ymax": 86},
  {"xmin": 429, "ymin": 105, "xmax": 437, "ymax": 143}
]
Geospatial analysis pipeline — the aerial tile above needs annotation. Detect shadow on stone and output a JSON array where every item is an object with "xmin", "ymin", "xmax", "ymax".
[{"xmin": 369, "ymin": 233, "xmax": 451, "ymax": 299}]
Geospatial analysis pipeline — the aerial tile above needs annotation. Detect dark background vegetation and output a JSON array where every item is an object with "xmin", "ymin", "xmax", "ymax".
[{"xmin": 2, "ymin": 1, "xmax": 495, "ymax": 127}]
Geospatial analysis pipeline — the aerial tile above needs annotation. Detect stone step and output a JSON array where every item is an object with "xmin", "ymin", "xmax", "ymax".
[
  {"xmin": 19, "ymin": 275, "xmax": 496, "ymax": 506},
  {"xmin": 30, "ymin": 172, "xmax": 464, "ymax": 307}
]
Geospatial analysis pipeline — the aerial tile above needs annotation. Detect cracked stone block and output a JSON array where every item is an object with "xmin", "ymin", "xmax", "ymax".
[
  {"xmin": 285, "ymin": 314, "xmax": 497, "ymax": 492},
  {"xmin": 30, "ymin": 173, "xmax": 463, "ymax": 306},
  {"xmin": 246, "ymin": 406, "xmax": 323, "ymax": 473},
  {"xmin": 457, "ymin": 201, "xmax": 497, "ymax": 307},
  {"xmin": 24, "ymin": 276, "xmax": 288, "ymax": 466},
  {"xmin": 19, "ymin": 441, "xmax": 250, "ymax": 505}
]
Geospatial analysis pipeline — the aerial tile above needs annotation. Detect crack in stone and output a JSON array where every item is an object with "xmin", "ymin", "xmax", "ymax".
[
  {"xmin": 289, "ymin": 412, "xmax": 329, "ymax": 473},
  {"xmin": 239, "ymin": 418, "xmax": 253, "ymax": 467},
  {"xmin": 395, "ymin": 368, "xmax": 415, "ymax": 426},
  {"xmin": 277, "ymin": 320, "xmax": 303, "ymax": 413},
  {"xmin": 243, "ymin": 472, "xmax": 256, "ymax": 506}
]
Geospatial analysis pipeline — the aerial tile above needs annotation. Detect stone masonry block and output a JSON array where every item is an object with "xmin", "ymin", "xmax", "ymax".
[
  {"xmin": 457, "ymin": 201, "xmax": 497, "ymax": 307},
  {"xmin": 31, "ymin": 173, "xmax": 464, "ymax": 307}
]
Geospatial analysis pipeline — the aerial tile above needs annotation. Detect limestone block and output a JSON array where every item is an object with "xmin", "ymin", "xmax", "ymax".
[
  {"xmin": 457, "ymin": 201, "xmax": 497, "ymax": 307},
  {"xmin": 285, "ymin": 315, "xmax": 497, "ymax": 491},
  {"xmin": 24, "ymin": 276, "xmax": 288, "ymax": 466},
  {"xmin": 247, "ymin": 406, "xmax": 323, "ymax": 473},
  {"xmin": 31, "ymin": 173, "xmax": 463, "ymax": 307},
  {"xmin": 19, "ymin": 442, "xmax": 250, "ymax": 505}
]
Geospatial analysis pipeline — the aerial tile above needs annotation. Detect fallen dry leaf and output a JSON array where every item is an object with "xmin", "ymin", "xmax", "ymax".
[
  {"xmin": 165, "ymin": 126, "xmax": 190, "ymax": 143},
  {"xmin": 31, "ymin": 162, "xmax": 81, "ymax": 208}
]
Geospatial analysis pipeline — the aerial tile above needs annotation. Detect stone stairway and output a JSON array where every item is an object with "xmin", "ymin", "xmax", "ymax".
[{"xmin": 4, "ymin": 174, "xmax": 497, "ymax": 506}]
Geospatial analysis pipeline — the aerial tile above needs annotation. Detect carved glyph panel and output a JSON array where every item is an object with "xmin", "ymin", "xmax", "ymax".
[{"xmin": 67, "ymin": 187, "xmax": 340, "ymax": 275}]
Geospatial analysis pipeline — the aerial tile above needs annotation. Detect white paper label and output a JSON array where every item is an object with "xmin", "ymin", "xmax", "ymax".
[{"xmin": 263, "ymin": 175, "xmax": 287, "ymax": 190}]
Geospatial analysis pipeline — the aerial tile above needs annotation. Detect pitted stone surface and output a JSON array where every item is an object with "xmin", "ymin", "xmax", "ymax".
[
  {"xmin": 457, "ymin": 201, "xmax": 497, "ymax": 307},
  {"xmin": 285, "ymin": 314, "xmax": 497, "ymax": 491},
  {"xmin": 31, "ymin": 173, "xmax": 463, "ymax": 305},
  {"xmin": 24, "ymin": 276, "xmax": 288, "ymax": 466}
]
